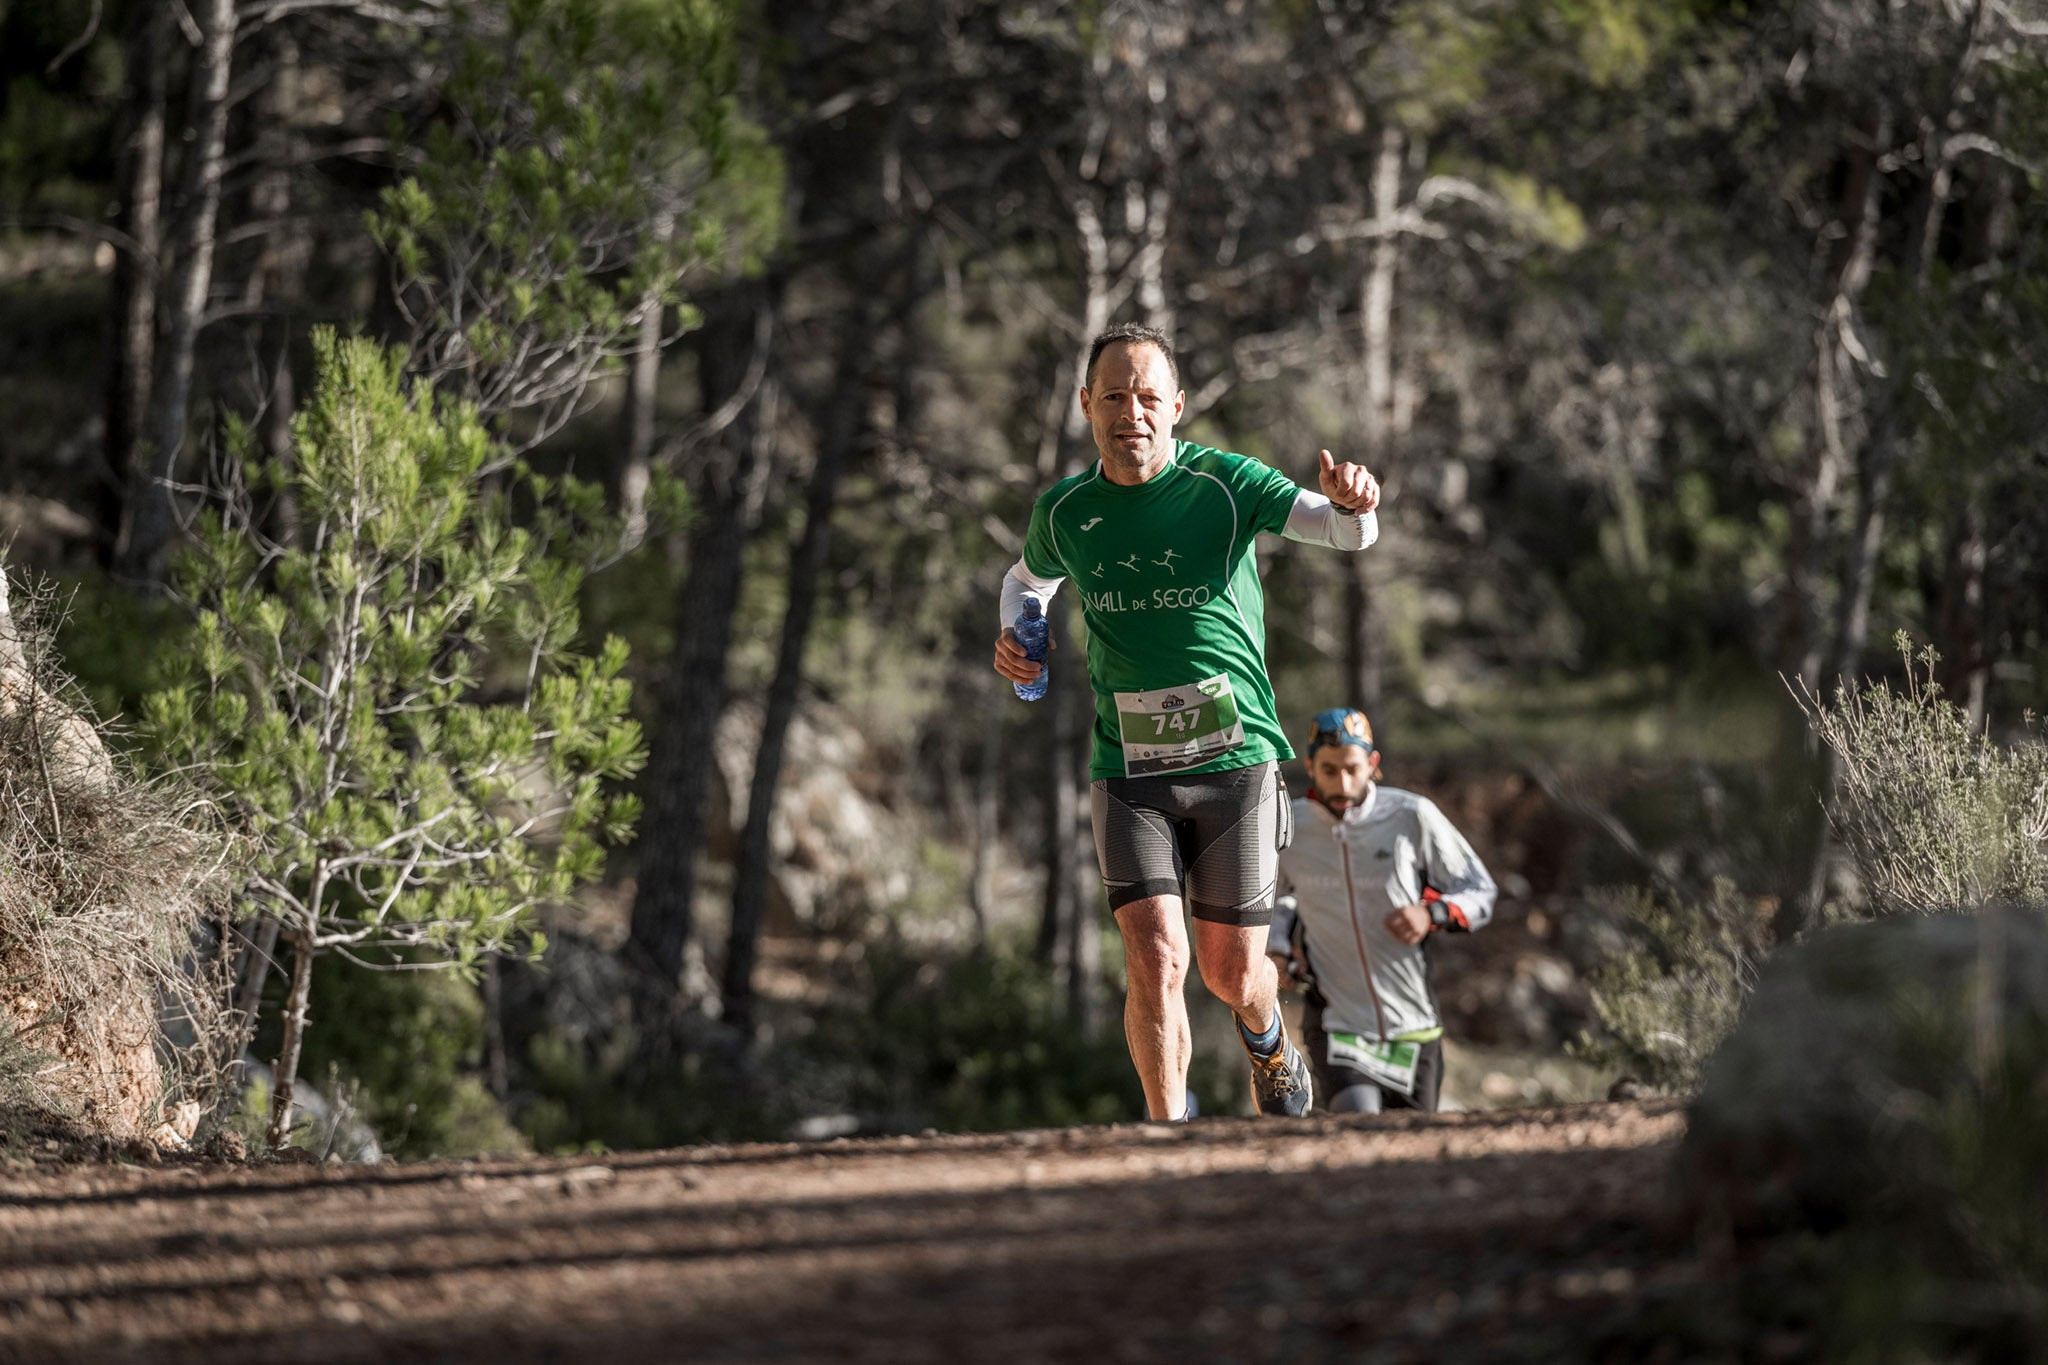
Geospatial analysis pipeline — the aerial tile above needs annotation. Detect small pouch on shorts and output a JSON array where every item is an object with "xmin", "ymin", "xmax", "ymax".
[{"xmin": 1275, "ymin": 772, "xmax": 1293, "ymax": 851}]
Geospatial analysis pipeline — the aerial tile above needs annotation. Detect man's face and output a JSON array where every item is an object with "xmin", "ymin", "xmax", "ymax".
[
  {"xmin": 1309, "ymin": 745, "xmax": 1376, "ymax": 814},
  {"xmin": 1079, "ymin": 342, "xmax": 1184, "ymax": 481}
]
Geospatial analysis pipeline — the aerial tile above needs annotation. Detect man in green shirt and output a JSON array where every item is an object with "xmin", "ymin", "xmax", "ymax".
[{"xmin": 991, "ymin": 323, "xmax": 1381, "ymax": 1120}]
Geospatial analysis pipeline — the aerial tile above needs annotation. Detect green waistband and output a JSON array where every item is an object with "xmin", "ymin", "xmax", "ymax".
[{"xmin": 1392, "ymin": 1026, "xmax": 1443, "ymax": 1044}]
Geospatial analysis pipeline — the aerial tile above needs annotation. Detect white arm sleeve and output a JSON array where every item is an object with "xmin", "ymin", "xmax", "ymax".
[
  {"xmin": 1281, "ymin": 489, "xmax": 1378, "ymax": 551},
  {"xmin": 1418, "ymin": 799, "xmax": 1498, "ymax": 930},
  {"xmin": 1268, "ymin": 894, "xmax": 1299, "ymax": 960},
  {"xmin": 999, "ymin": 558, "xmax": 1066, "ymax": 630}
]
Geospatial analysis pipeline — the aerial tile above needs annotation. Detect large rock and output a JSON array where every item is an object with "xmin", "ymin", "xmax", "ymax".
[
  {"xmin": 1676, "ymin": 904, "xmax": 2048, "ymax": 1231},
  {"xmin": 0, "ymin": 494, "xmax": 95, "ymax": 570},
  {"xmin": 0, "ymin": 569, "xmax": 173, "ymax": 1142},
  {"xmin": 707, "ymin": 701, "xmax": 920, "ymax": 935},
  {"xmin": 0, "ymin": 571, "xmax": 112, "ymax": 789}
]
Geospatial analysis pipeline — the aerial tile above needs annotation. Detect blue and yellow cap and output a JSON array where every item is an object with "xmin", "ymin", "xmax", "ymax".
[{"xmin": 1305, "ymin": 707, "xmax": 1374, "ymax": 760}]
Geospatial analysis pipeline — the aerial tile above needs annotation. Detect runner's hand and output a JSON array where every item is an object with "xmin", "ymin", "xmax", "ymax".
[
  {"xmin": 1317, "ymin": 449, "xmax": 1380, "ymax": 514},
  {"xmin": 1269, "ymin": 949, "xmax": 1311, "ymax": 992},
  {"xmin": 992, "ymin": 625, "xmax": 1055, "ymax": 685},
  {"xmin": 1385, "ymin": 903, "xmax": 1431, "ymax": 946}
]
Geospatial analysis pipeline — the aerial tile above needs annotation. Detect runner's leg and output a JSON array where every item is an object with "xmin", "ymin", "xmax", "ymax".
[
  {"xmin": 1326, "ymin": 1084, "xmax": 1384, "ymax": 1114},
  {"xmin": 1093, "ymin": 766, "xmax": 1292, "ymax": 1117},
  {"xmin": 1092, "ymin": 779, "xmax": 1196, "ymax": 1120},
  {"xmin": 1381, "ymin": 1038, "xmax": 1444, "ymax": 1112},
  {"xmin": 1183, "ymin": 762, "xmax": 1285, "ymax": 1036},
  {"xmin": 1191, "ymin": 920, "xmax": 1280, "ymax": 1037},
  {"xmin": 1178, "ymin": 762, "xmax": 1310, "ymax": 1114},
  {"xmin": 1303, "ymin": 995, "xmax": 1380, "ymax": 1113},
  {"xmin": 1412, "ymin": 1038, "xmax": 1444, "ymax": 1111},
  {"xmin": 1114, "ymin": 894, "xmax": 1193, "ymax": 1120}
]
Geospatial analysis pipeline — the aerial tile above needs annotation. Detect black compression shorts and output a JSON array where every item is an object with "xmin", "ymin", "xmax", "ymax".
[{"xmin": 1089, "ymin": 760, "xmax": 1291, "ymax": 927}]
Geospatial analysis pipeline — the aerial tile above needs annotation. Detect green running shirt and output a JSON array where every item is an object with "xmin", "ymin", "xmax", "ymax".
[{"xmin": 1022, "ymin": 440, "xmax": 1301, "ymax": 780}]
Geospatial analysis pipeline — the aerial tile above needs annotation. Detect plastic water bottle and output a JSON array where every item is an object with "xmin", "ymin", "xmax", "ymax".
[{"xmin": 1012, "ymin": 597, "xmax": 1050, "ymax": 701}]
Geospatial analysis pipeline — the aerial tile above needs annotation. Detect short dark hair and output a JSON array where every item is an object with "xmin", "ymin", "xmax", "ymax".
[{"xmin": 1084, "ymin": 324, "xmax": 1179, "ymax": 390}]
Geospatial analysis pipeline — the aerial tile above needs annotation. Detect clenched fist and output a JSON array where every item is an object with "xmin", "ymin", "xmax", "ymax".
[
  {"xmin": 1384, "ymin": 903, "xmax": 1432, "ymax": 946},
  {"xmin": 1316, "ymin": 449, "xmax": 1380, "ymax": 514}
]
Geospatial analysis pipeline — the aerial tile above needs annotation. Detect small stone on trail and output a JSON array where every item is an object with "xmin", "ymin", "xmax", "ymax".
[
  {"xmin": 1480, "ymin": 1072, "xmax": 1522, "ymax": 1103},
  {"xmin": 205, "ymin": 1130, "xmax": 248, "ymax": 1163},
  {"xmin": 559, "ymin": 1165, "xmax": 615, "ymax": 1195}
]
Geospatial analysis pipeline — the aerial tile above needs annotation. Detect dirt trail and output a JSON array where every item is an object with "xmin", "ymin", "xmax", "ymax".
[{"xmin": 0, "ymin": 1101, "xmax": 1691, "ymax": 1364}]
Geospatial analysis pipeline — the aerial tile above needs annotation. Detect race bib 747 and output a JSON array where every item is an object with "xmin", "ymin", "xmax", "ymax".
[{"xmin": 1113, "ymin": 674, "xmax": 1245, "ymax": 777}]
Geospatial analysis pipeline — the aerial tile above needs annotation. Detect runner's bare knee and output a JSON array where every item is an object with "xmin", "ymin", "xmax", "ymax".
[
  {"xmin": 1191, "ymin": 920, "xmax": 1272, "ymax": 1013},
  {"xmin": 1116, "ymin": 896, "xmax": 1188, "ymax": 998}
]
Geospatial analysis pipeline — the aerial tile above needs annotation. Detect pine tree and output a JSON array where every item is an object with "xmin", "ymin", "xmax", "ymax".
[{"xmin": 145, "ymin": 331, "xmax": 644, "ymax": 1149}]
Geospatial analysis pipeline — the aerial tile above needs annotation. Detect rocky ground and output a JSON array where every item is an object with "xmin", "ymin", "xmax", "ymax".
[{"xmin": 0, "ymin": 1100, "xmax": 1703, "ymax": 1364}]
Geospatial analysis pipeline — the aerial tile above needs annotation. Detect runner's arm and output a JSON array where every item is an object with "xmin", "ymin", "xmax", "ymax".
[
  {"xmin": 1417, "ymin": 800, "xmax": 1498, "ymax": 931},
  {"xmin": 998, "ymin": 558, "xmax": 1066, "ymax": 629},
  {"xmin": 1269, "ymin": 884, "xmax": 1298, "ymax": 963},
  {"xmin": 1280, "ymin": 489, "xmax": 1378, "ymax": 551},
  {"xmin": 1269, "ymin": 880, "xmax": 1312, "ymax": 989}
]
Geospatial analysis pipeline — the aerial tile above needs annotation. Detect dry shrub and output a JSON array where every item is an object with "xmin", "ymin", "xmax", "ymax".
[
  {"xmin": 1582, "ymin": 639, "xmax": 2047, "ymax": 1096},
  {"xmin": 0, "ymin": 574, "xmax": 239, "ymax": 1143},
  {"xmin": 1574, "ymin": 878, "xmax": 1768, "ymax": 1091},
  {"xmin": 1799, "ymin": 634, "xmax": 2048, "ymax": 917}
]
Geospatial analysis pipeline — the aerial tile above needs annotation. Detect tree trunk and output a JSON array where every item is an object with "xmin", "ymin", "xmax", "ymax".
[
  {"xmin": 260, "ymin": 311, "xmax": 299, "ymax": 543},
  {"xmin": 967, "ymin": 703, "xmax": 999, "ymax": 947},
  {"xmin": 1828, "ymin": 412, "xmax": 1899, "ymax": 689},
  {"xmin": 1135, "ymin": 71, "xmax": 1174, "ymax": 337},
  {"xmin": 480, "ymin": 955, "xmax": 509, "ymax": 1101},
  {"xmin": 123, "ymin": 0, "xmax": 240, "ymax": 584},
  {"xmin": 1360, "ymin": 125, "xmax": 1401, "ymax": 466},
  {"xmin": 1935, "ymin": 499, "xmax": 1990, "ymax": 729},
  {"xmin": 722, "ymin": 315, "xmax": 872, "ymax": 1033},
  {"xmin": 1795, "ymin": 412, "xmax": 1900, "ymax": 922},
  {"xmin": 230, "ymin": 914, "xmax": 281, "ymax": 1053},
  {"xmin": 266, "ymin": 918, "xmax": 316, "ymax": 1151},
  {"xmin": 1782, "ymin": 105, "xmax": 1901, "ymax": 938},
  {"xmin": 1927, "ymin": 114, "xmax": 2005, "ymax": 733},
  {"xmin": 1034, "ymin": 207, "xmax": 1108, "ymax": 969},
  {"xmin": 1341, "ymin": 562, "xmax": 1381, "ymax": 714},
  {"xmin": 250, "ymin": 26, "xmax": 306, "ymax": 545},
  {"xmin": 1785, "ymin": 326, "xmax": 1849, "ymax": 686},
  {"xmin": 0, "ymin": 565, "xmax": 23, "ymax": 692},
  {"xmin": 98, "ymin": 2, "xmax": 169, "ymax": 567},
  {"xmin": 619, "ymin": 209, "xmax": 677, "ymax": 553},
  {"xmin": 627, "ymin": 281, "xmax": 777, "ymax": 1047},
  {"xmin": 1344, "ymin": 123, "xmax": 1403, "ymax": 715},
  {"xmin": 1038, "ymin": 590, "xmax": 1081, "ymax": 966},
  {"xmin": 1782, "ymin": 107, "xmax": 1889, "ymax": 687},
  {"xmin": 1065, "ymin": 788, "xmax": 1100, "ymax": 1034}
]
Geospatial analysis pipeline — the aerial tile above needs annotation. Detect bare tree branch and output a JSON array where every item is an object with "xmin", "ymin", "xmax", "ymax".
[{"xmin": 44, "ymin": 0, "xmax": 103, "ymax": 74}]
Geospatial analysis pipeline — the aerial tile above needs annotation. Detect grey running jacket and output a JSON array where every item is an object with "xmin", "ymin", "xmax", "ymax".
[{"xmin": 1272, "ymin": 785, "xmax": 1496, "ymax": 1042}]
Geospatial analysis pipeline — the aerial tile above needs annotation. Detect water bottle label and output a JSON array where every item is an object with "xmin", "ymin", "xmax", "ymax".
[{"xmin": 1112, "ymin": 674, "xmax": 1247, "ymax": 776}]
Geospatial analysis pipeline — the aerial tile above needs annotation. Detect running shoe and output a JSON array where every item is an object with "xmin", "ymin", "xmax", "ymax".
[{"xmin": 1245, "ymin": 1026, "xmax": 1314, "ymax": 1117}]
